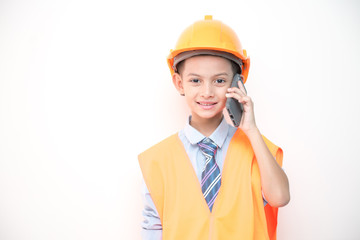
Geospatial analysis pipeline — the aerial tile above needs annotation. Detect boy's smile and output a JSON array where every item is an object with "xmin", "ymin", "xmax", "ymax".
[
  {"xmin": 172, "ymin": 55, "xmax": 233, "ymax": 130},
  {"xmin": 197, "ymin": 101, "xmax": 217, "ymax": 110}
]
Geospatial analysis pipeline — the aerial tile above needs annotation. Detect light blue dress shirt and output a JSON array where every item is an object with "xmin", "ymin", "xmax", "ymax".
[{"xmin": 141, "ymin": 116, "xmax": 268, "ymax": 239}]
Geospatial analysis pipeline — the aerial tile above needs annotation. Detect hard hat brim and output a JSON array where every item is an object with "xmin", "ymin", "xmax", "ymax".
[{"xmin": 172, "ymin": 50, "xmax": 243, "ymax": 74}]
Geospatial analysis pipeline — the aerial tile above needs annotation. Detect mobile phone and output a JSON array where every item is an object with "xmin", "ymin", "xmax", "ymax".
[{"xmin": 226, "ymin": 74, "xmax": 247, "ymax": 127}]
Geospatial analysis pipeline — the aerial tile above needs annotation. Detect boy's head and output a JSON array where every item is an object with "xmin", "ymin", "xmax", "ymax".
[{"xmin": 168, "ymin": 16, "xmax": 250, "ymax": 125}]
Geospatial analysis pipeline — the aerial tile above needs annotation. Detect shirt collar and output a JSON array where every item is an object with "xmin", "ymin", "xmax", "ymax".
[{"xmin": 183, "ymin": 116, "xmax": 230, "ymax": 149}]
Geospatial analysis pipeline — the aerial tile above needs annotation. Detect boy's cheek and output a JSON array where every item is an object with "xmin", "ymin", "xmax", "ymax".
[{"xmin": 220, "ymin": 88, "xmax": 230, "ymax": 97}]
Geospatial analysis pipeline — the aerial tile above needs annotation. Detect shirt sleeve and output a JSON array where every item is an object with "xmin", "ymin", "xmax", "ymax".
[{"xmin": 141, "ymin": 179, "xmax": 163, "ymax": 240}]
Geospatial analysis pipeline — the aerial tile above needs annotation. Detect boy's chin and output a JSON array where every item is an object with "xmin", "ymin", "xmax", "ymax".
[{"xmin": 191, "ymin": 112, "xmax": 224, "ymax": 122}]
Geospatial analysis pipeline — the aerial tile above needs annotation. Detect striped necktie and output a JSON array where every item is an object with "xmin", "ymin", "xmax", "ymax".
[{"xmin": 198, "ymin": 138, "xmax": 221, "ymax": 212}]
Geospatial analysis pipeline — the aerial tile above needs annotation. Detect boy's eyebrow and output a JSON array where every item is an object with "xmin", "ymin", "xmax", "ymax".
[
  {"xmin": 187, "ymin": 73, "xmax": 202, "ymax": 77},
  {"xmin": 186, "ymin": 72, "xmax": 229, "ymax": 77},
  {"xmin": 214, "ymin": 72, "xmax": 229, "ymax": 76}
]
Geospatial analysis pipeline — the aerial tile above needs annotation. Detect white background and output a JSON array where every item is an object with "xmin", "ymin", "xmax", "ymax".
[{"xmin": 1, "ymin": 0, "xmax": 360, "ymax": 239}]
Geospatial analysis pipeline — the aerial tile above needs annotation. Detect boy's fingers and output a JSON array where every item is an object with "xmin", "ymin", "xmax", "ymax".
[
  {"xmin": 226, "ymin": 92, "xmax": 253, "ymax": 105},
  {"xmin": 225, "ymin": 92, "xmax": 240, "ymax": 100},
  {"xmin": 227, "ymin": 87, "xmax": 246, "ymax": 97},
  {"xmin": 241, "ymin": 96, "xmax": 252, "ymax": 104},
  {"xmin": 226, "ymin": 92, "xmax": 250, "ymax": 103},
  {"xmin": 237, "ymin": 80, "xmax": 247, "ymax": 95}
]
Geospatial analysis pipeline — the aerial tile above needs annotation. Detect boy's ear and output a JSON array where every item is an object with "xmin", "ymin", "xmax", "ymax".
[{"xmin": 172, "ymin": 73, "xmax": 185, "ymax": 96}]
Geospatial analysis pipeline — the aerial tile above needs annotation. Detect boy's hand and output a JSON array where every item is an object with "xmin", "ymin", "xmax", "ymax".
[{"xmin": 225, "ymin": 81, "xmax": 257, "ymax": 135}]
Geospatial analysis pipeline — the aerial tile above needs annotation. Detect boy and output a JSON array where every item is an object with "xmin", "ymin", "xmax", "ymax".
[{"xmin": 139, "ymin": 15, "xmax": 290, "ymax": 240}]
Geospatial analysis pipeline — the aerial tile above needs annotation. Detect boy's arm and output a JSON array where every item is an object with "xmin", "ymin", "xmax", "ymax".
[
  {"xmin": 246, "ymin": 128, "xmax": 290, "ymax": 207},
  {"xmin": 141, "ymin": 180, "xmax": 163, "ymax": 239},
  {"xmin": 226, "ymin": 82, "xmax": 290, "ymax": 207}
]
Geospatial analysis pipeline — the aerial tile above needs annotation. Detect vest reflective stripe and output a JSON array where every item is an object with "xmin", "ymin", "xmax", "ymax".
[{"xmin": 139, "ymin": 129, "xmax": 283, "ymax": 240}]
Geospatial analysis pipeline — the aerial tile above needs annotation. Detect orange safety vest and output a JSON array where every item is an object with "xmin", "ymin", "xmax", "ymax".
[{"xmin": 138, "ymin": 129, "xmax": 283, "ymax": 240}]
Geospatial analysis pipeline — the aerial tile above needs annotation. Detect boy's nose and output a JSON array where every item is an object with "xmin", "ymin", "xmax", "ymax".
[{"xmin": 201, "ymin": 83, "xmax": 214, "ymax": 98}]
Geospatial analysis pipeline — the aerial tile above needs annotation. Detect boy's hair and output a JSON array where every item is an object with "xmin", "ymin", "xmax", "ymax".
[{"xmin": 176, "ymin": 56, "xmax": 241, "ymax": 77}]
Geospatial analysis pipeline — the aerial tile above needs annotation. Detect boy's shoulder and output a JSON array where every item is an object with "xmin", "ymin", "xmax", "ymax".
[{"xmin": 139, "ymin": 133, "xmax": 179, "ymax": 160}]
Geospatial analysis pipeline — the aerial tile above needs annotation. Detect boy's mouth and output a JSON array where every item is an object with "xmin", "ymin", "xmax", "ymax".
[{"xmin": 197, "ymin": 101, "xmax": 217, "ymax": 109}]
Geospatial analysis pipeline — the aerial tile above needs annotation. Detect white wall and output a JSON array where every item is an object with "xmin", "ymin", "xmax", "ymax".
[{"xmin": 1, "ymin": 0, "xmax": 360, "ymax": 239}]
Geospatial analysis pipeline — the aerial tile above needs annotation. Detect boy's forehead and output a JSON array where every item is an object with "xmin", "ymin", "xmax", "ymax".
[{"xmin": 182, "ymin": 55, "xmax": 233, "ymax": 72}]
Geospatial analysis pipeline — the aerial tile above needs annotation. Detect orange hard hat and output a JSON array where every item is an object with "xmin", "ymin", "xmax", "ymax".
[{"xmin": 167, "ymin": 15, "xmax": 250, "ymax": 83}]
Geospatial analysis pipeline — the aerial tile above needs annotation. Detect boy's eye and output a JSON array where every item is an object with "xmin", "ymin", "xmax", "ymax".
[
  {"xmin": 216, "ymin": 79, "xmax": 225, "ymax": 84},
  {"xmin": 190, "ymin": 79, "xmax": 200, "ymax": 83}
]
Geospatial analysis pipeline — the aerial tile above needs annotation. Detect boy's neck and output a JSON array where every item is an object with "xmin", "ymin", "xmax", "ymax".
[{"xmin": 190, "ymin": 114, "xmax": 223, "ymax": 137}]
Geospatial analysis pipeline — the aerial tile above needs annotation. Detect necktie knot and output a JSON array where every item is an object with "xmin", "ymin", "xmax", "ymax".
[{"xmin": 197, "ymin": 138, "xmax": 218, "ymax": 158}]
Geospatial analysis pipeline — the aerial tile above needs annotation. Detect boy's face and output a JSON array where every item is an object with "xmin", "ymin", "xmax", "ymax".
[{"xmin": 173, "ymin": 55, "xmax": 233, "ymax": 124}]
